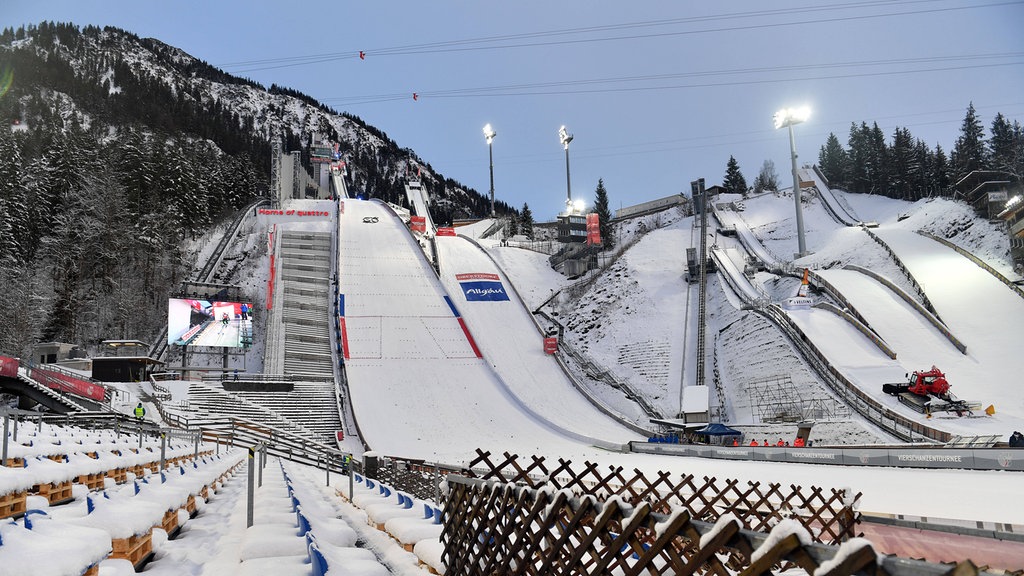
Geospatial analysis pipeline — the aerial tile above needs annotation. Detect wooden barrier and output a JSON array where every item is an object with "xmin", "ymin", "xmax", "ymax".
[
  {"xmin": 75, "ymin": 472, "xmax": 106, "ymax": 491},
  {"xmin": 443, "ymin": 474, "xmax": 978, "ymax": 576},
  {"xmin": 160, "ymin": 509, "xmax": 178, "ymax": 534},
  {"xmin": 110, "ymin": 530, "xmax": 153, "ymax": 569},
  {"xmin": 463, "ymin": 449, "xmax": 859, "ymax": 544},
  {"xmin": 106, "ymin": 468, "xmax": 128, "ymax": 484},
  {"xmin": 33, "ymin": 480, "xmax": 73, "ymax": 505},
  {"xmin": 0, "ymin": 490, "xmax": 27, "ymax": 519}
]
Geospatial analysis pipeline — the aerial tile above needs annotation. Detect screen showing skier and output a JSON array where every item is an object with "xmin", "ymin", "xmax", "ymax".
[{"xmin": 167, "ymin": 298, "xmax": 255, "ymax": 349}]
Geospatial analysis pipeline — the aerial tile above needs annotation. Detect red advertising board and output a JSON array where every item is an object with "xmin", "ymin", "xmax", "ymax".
[
  {"xmin": 0, "ymin": 355, "xmax": 18, "ymax": 378},
  {"xmin": 410, "ymin": 216, "xmax": 426, "ymax": 233},
  {"xmin": 543, "ymin": 337, "xmax": 558, "ymax": 354},
  {"xmin": 586, "ymin": 213, "xmax": 601, "ymax": 245},
  {"xmin": 31, "ymin": 367, "xmax": 106, "ymax": 401},
  {"xmin": 436, "ymin": 227, "xmax": 457, "ymax": 237}
]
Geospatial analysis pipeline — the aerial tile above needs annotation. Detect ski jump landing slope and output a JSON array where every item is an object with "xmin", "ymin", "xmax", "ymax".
[
  {"xmin": 872, "ymin": 229, "xmax": 1024, "ymax": 428},
  {"xmin": 336, "ymin": 200, "xmax": 613, "ymax": 463},
  {"xmin": 434, "ymin": 235, "xmax": 645, "ymax": 442}
]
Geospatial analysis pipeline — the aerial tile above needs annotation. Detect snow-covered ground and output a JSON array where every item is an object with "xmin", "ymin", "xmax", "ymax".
[
  {"xmin": 324, "ymin": 183, "xmax": 1024, "ymax": 526},
  {"xmin": 7, "ymin": 183, "xmax": 1024, "ymax": 574}
]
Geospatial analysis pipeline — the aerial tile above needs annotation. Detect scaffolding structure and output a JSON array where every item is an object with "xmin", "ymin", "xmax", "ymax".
[{"xmin": 748, "ymin": 375, "xmax": 851, "ymax": 423}]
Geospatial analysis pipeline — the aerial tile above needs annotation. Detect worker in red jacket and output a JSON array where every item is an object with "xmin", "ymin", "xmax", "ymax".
[
  {"xmin": 794, "ymin": 437, "xmax": 806, "ymax": 448},
  {"xmin": 750, "ymin": 439, "xmax": 758, "ymax": 447}
]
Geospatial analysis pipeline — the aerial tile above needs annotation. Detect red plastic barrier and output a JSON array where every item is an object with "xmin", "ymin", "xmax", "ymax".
[
  {"xmin": 0, "ymin": 355, "xmax": 18, "ymax": 378},
  {"xmin": 339, "ymin": 316, "xmax": 350, "ymax": 360},
  {"xmin": 410, "ymin": 216, "xmax": 426, "ymax": 233},
  {"xmin": 543, "ymin": 338, "xmax": 558, "ymax": 354},
  {"xmin": 31, "ymin": 368, "xmax": 105, "ymax": 401},
  {"xmin": 266, "ymin": 254, "xmax": 276, "ymax": 310}
]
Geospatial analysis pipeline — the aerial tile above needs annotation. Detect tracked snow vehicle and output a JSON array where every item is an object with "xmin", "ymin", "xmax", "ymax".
[{"xmin": 882, "ymin": 366, "xmax": 979, "ymax": 416}]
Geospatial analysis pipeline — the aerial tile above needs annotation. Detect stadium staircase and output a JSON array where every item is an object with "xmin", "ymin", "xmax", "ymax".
[
  {"xmin": 217, "ymin": 380, "xmax": 341, "ymax": 444},
  {"xmin": 176, "ymin": 382, "xmax": 332, "ymax": 444},
  {"xmin": 11, "ymin": 372, "xmax": 92, "ymax": 413},
  {"xmin": 279, "ymin": 231, "xmax": 335, "ymax": 378}
]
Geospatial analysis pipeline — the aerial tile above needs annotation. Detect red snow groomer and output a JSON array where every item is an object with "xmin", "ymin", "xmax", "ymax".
[{"xmin": 882, "ymin": 366, "xmax": 979, "ymax": 417}]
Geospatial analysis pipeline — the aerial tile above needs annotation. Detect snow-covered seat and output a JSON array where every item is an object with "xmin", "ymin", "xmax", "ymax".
[
  {"xmin": 240, "ymin": 523, "xmax": 308, "ymax": 559},
  {"xmin": 0, "ymin": 515, "xmax": 111, "ymax": 576},
  {"xmin": 307, "ymin": 533, "xmax": 388, "ymax": 576},
  {"xmin": 237, "ymin": 554, "xmax": 312, "ymax": 576}
]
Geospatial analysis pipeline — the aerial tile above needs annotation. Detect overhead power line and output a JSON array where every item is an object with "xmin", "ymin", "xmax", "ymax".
[
  {"xmin": 318, "ymin": 52, "xmax": 1024, "ymax": 105},
  {"xmin": 219, "ymin": 0, "xmax": 1022, "ymax": 73}
]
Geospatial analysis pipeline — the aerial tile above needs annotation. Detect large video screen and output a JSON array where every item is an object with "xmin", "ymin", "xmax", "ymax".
[{"xmin": 168, "ymin": 299, "xmax": 255, "ymax": 349}]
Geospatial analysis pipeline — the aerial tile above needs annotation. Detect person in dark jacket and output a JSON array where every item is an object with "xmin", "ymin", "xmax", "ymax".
[{"xmin": 1010, "ymin": 431, "xmax": 1024, "ymax": 447}]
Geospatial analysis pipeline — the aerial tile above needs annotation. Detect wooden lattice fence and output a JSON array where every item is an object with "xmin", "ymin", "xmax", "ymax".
[
  {"xmin": 441, "ymin": 475, "xmax": 980, "ymax": 576},
  {"xmin": 461, "ymin": 450, "xmax": 859, "ymax": 544}
]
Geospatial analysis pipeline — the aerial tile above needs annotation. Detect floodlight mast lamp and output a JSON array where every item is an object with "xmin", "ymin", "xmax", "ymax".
[
  {"xmin": 774, "ymin": 106, "xmax": 811, "ymax": 257},
  {"xmin": 484, "ymin": 124, "xmax": 496, "ymax": 218},
  {"xmin": 559, "ymin": 125, "xmax": 574, "ymax": 213}
]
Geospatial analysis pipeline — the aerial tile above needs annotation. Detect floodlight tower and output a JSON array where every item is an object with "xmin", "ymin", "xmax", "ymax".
[
  {"xmin": 483, "ymin": 123, "xmax": 496, "ymax": 217},
  {"xmin": 774, "ymin": 106, "xmax": 811, "ymax": 257},
  {"xmin": 559, "ymin": 125, "xmax": 574, "ymax": 213}
]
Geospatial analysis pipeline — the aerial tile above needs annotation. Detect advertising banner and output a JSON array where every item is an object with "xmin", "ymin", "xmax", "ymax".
[
  {"xmin": 887, "ymin": 449, "xmax": 975, "ymax": 470},
  {"xmin": 787, "ymin": 448, "xmax": 843, "ymax": 465},
  {"xmin": 974, "ymin": 450, "xmax": 1024, "ymax": 472},
  {"xmin": 457, "ymin": 273, "xmax": 510, "ymax": 302},
  {"xmin": 842, "ymin": 449, "xmax": 890, "ymax": 467},
  {"xmin": 436, "ymin": 227, "xmax": 456, "ymax": 237},
  {"xmin": 31, "ymin": 368, "xmax": 106, "ymax": 401},
  {"xmin": 543, "ymin": 337, "xmax": 558, "ymax": 354},
  {"xmin": 410, "ymin": 216, "xmax": 426, "ymax": 233},
  {"xmin": 255, "ymin": 200, "xmax": 335, "ymax": 224},
  {"xmin": 586, "ymin": 213, "xmax": 600, "ymax": 245},
  {"xmin": 713, "ymin": 447, "xmax": 755, "ymax": 461},
  {"xmin": 0, "ymin": 355, "xmax": 18, "ymax": 378}
]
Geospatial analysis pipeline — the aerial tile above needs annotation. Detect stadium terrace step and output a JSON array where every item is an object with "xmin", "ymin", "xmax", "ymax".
[
  {"xmin": 284, "ymin": 300, "xmax": 327, "ymax": 312},
  {"xmin": 283, "ymin": 311, "xmax": 328, "ymax": 323},
  {"xmin": 281, "ymin": 285, "xmax": 326, "ymax": 298},
  {"xmin": 282, "ymin": 348, "xmax": 332, "ymax": 362},
  {"xmin": 281, "ymin": 240, "xmax": 331, "ymax": 250},
  {"xmin": 184, "ymin": 384, "xmax": 328, "ymax": 443},
  {"xmin": 284, "ymin": 325, "xmax": 329, "ymax": 338},
  {"xmin": 282, "ymin": 261, "xmax": 331, "ymax": 273},
  {"xmin": 284, "ymin": 316, "xmax": 329, "ymax": 329},
  {"xmin": 281, "ymin": 274, "xmax": 330, "ymax": 285},
  {"xmin": 279, "ymin": 249, "xmax": 330, "ymax": 261}
]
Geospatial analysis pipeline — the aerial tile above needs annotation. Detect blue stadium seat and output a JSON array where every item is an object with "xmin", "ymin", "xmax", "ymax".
[
  {"xmin": 296, "ymin": 506, "xmax": 311, "ymax": 535},
  {"xmin": 307, "ymin": 537, "xmax": 328, "ymax": 576},
  {"xmin": 23, "ymin": 510, "xmax": 48, "ymax": 530}
]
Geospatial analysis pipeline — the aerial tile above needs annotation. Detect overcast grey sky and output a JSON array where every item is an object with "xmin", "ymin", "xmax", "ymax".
[{"xmin": 5, "ymin": 1, "xmax": 1024, "ymax": 217}]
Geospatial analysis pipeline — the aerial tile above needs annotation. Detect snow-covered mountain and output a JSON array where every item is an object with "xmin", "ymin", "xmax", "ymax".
[
  {"xmin": 0, "ymin": 22, "xmax": 507, "ymax": 355},
  {"xmin": 1, "ymin": 22, "xmax": 501, "ymax": 221}
]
